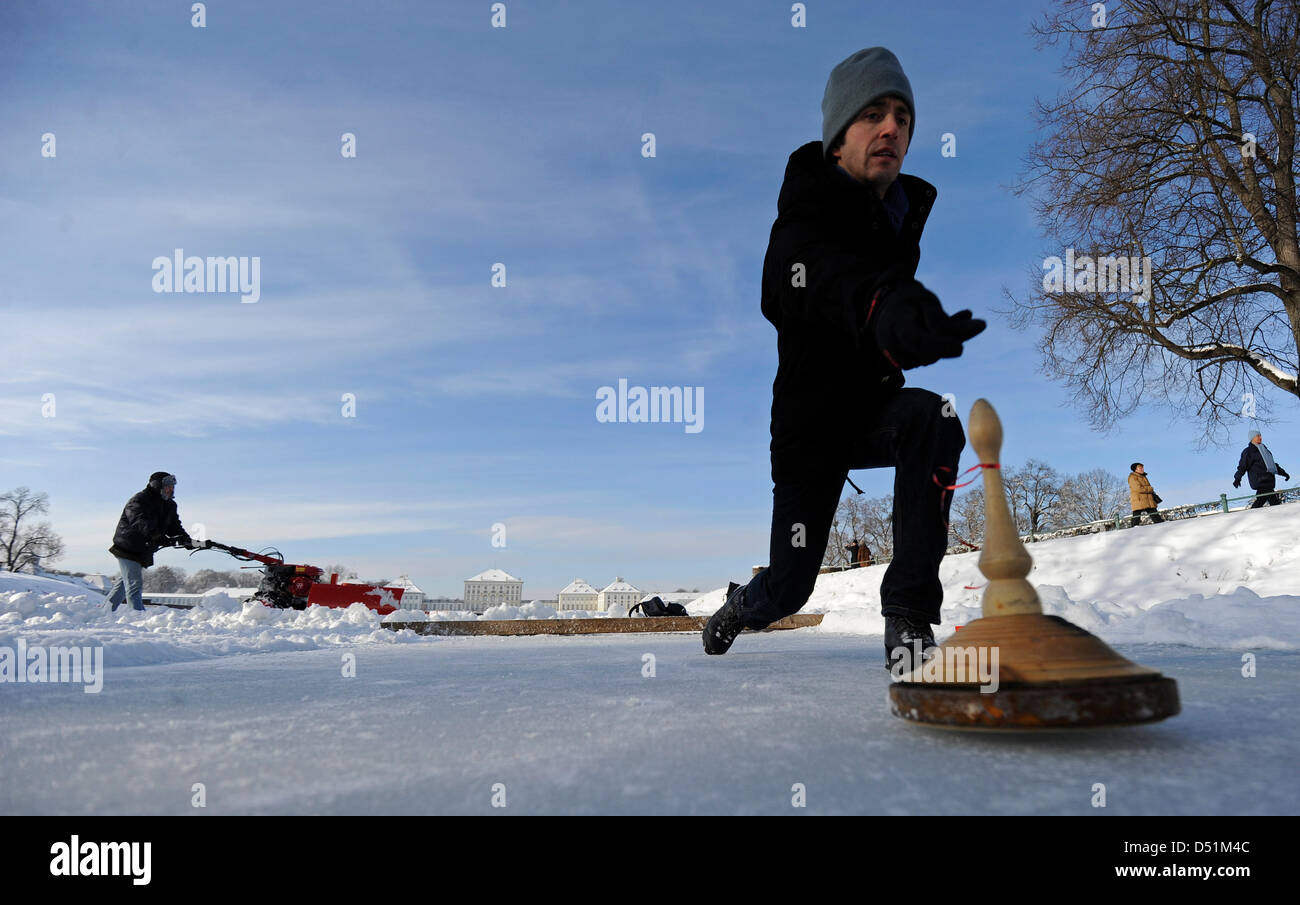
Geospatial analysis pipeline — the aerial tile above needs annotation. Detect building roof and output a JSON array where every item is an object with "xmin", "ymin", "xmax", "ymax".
[
  {"xmin": 394, "ymin": 574, "xmax": 424, "ymax": 594},
  {"xmin": 557, "ymin": 578, "xmax": 599, "ymax": 596},
  {"xmin": 601, "ymin": 577, "xmax": 640, "ymax": 593},
  {"xmin": 466, "ymin": 569, "xmax": 522, "ymax": 583}
]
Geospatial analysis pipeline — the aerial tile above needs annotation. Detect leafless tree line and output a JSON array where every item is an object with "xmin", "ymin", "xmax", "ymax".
[
  {"xmin": 821, "ymin": 463, "xmax": 1131, "ymax": 567},
  {"xmin": 144, "ymin": 563, "xmax": 391, "ymax": 593},
  {"xmin": 143, "ymin": 566, "xmax": 263, "ymax": 593}
]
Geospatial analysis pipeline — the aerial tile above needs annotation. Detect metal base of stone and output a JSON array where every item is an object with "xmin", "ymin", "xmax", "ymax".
[{"xmin": 888, "ymin": 674, "xmax": 1181, "ymax": 730}]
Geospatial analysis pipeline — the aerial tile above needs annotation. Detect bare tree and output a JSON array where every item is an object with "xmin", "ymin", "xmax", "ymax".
[
  {"xmin": 182, "ymin": 569, "xmax": 247, "ymax": 593},
  {"xmin": 144, "ymin": 565, "xmax": 187, "ymax": 593},
  {"xmin": 949, "ymin": 484, "xmax": 986, "ymax": 549},
  {"xmin": 824, "ymin": 493, "xmax": 894, "ymax": 568},
  {"xmin": 322, "ymin": 563, "xmax": 357, "ymax": 580},
  {"xmin": 824, "ymin": 496, "xmax": 857, "ymax": 569},
  {"xmin": 1007, "ymin": 0, "xmax": 1300, "ymax": 443},
  {"xmin": 0, "ymin": 487, "xmax": 65, "ymax": 572},
  {"xmin": 1004, "ymin": 460, "xmax": 1066, "ymax": 536},
  {"xmin": 1059, "ymin": 468, "xmax": 1130, "ymax": 523}
]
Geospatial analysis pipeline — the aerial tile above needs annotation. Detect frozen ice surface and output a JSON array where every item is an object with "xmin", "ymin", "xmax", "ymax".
[{"xmin": 1, "ymin": 632, "xmax": 1293, "ymax": 815}]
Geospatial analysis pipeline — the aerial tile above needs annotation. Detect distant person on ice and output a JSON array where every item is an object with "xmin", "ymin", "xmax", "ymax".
[
  {"xmin": 1234, "ymin": 430, "xmax": 1290, "ymax": 508},
  {"xmin": 703, "ymin": 48, "xmax": 985, "ymax": 668},
  {"xmin": 1127, "ymin": 463, "xmax": 1164, "ymax": 527},
  {"xmin": 106, "ymin": 472, "xmax": 205, "ymax": 612}
]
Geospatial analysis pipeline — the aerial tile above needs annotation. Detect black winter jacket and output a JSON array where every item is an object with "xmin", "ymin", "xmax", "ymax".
[
  {"xmin": 109, "ymin": 485, "xmax": 190, "ymax": 568},
  {"xmin": 1234, "ymin": 444, "xmax": 1289, "ymax": 490},
  {"xmin": 761, "ymin": 141, "xmax": 936, "ymax": 480}
]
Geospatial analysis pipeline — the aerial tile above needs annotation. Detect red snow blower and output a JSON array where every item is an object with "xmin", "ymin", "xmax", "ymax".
[{"xmin": 202, "ymin": 541, "xmax": 403, "ymax": 615}]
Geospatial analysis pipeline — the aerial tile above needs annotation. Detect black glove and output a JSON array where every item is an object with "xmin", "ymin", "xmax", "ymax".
[
  {"xmin": 1281, "ymin": 471, "xmax": 1291, "ymax": 481},
  {"xmin": 1232, "ymin": 479, "xmax": 1241, "ymax": 488},
  {"xmin": 867, "ymin": 280, "xmax": 986, "ymax": 370},
  {"xmin": 148, "ymin": 532, "xmax": 166, "ymax": 547}
]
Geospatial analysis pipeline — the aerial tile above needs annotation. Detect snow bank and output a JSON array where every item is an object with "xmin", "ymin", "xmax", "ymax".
[
  {"xmin": 692, "ymin": 501, "xmax": 1300, "ymax": 650},
  {"xmin": 4, "ymin": 499, "xmax": 1296, "ymax": 667},
  {"xmin": 0, "ymin": 571, "xmax": 626, "ymax": 670},
  {"xmin": 0, "ymin": 571, "xmax": 424, "ymax": 667},
  {"xmin": 383, "ymin": 608, "xmax": 429, "ymax": 623},
  {"xmin": 0, "ymin": 571, "xmax": 108, "ymax": 600},
  {"xmin": 480, "ymin": 601, "xmax": 562, "ymax": 620}
]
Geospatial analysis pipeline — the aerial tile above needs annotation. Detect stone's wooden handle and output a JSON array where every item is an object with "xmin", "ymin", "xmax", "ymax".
[
  {"xmin": 970, "ymin": 398, "xmax": 1041, "ymax": 616},
  {"xmin": 889, "ymin": 396, "xmax": 1179, "ymax": 729},
  {"xmin": 968, "ymin": 398, "xmax": 1002, "ymax": 464}
]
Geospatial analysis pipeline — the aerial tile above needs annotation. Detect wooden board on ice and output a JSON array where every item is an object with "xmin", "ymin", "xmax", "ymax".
[{"xmin": 383, "ymin": 613, "xmax": 823, "ymax": 636}]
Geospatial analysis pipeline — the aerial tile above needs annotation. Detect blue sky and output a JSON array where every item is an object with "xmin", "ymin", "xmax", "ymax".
[{"xmin": 2, "ymin": 0, "xmax": 1295, "ymax": 598}]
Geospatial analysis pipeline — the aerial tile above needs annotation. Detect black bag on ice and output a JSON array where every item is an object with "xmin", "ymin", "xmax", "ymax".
[{"xmin": 630, "ymin": 596, "xmax": 688, "ymax": 617}]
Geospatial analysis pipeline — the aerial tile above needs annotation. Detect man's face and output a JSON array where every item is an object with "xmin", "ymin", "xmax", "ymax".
[
  {"xmin": 1253, "ymin": 434, "xmax": 1263, "ymax": 444},
  {"xmin": 831, "ymin": 95, "xmax": 911, "ymax": 196},
  {"xmin": 161, "ymin": 484, "xmax": 174, "ymax": 501},
  {"xmin": 1135, "ymin": 465, "xmax": 1145, "ymax": 475}
]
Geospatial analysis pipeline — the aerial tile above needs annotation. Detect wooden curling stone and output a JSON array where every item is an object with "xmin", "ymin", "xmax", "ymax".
[{"xmin": 887, "ymin": 399, "xmax": 1180, "ymax": 730}]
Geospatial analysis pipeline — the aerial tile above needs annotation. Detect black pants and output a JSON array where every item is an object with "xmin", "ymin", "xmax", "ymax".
[
  {"xmin": 1129, "ymin": 507, "xmax": 1164, "ymax": 527},
  {"xmin": 1249, "ymin": 482, "xmax": 1283, "ymax": 508},
  {"xmin": 741, "ymin": 388, "xmax": 965, "ymax": 628}
]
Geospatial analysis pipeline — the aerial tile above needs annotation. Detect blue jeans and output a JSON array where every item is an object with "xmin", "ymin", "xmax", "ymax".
[{"xmin": 107, "ymin": 557, "xmax": 145, "ymax": 611}]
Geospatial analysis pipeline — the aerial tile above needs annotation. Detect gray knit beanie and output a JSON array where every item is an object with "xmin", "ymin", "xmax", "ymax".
[
  {"xmin": 821, "ymin": 47, "xmax": 915, "ymax": 160},
  {"xmin": 1249, "ymin": 429, "xmax": 1262, "ymax": 442}
]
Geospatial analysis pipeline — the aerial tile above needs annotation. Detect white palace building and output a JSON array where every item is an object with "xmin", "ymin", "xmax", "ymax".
[
  {"xmin": 597, "ymin": 577, "xmax": 642, "ymax": 614},
  {"xmin": 556, "ymin": 577, "xmax": 643, "ymax": 613},
  {"xmin": 463, "ymin": 569, "xmax": 524, "ymax": 610}
]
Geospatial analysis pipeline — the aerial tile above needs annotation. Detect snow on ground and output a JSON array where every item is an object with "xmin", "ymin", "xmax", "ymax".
[
  {"xmin": 688, "ymin": 501, "xmax": 1300, "ymax": 650},
  {"xmin": 1, "ymin": 502, "xmax": 1297, "ymax": 814},
  {"xmin": 0, "ymin": 580, "xmax": 422, "ymax": 667},
  {"xmin": 4, "ymin": 500, "xmax": 1295, "ymax": 669},
  {"xmin": 0, "ymin": 571, "xmax": 109, "ymax": 600}
]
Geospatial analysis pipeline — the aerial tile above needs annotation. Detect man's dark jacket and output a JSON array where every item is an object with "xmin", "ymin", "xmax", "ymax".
[
  {"xmin": 1234, "ymin": 444, "xmax": 1290, "ymax": 490},
  {"xmin": 109, "ymin": 485, "xmax": 190, "ymax": 568},
  {"xmin": 761, "ymin": 140, "xmax": 936, "ymax": 481}
]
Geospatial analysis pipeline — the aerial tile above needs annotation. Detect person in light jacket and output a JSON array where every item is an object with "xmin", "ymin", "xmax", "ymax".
[{"xmin": 1127, "ymin": 463, "xmax": 1164, "ymax": 527}]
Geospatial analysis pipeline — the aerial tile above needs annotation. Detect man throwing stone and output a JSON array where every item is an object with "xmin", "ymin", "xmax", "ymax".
[{"xmin": 704, "ymin": 47, "xmax": 984, "ymax": 668}]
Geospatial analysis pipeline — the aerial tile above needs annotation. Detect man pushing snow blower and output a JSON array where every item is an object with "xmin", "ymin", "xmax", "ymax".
[
  {"xmin": 704, "ymin": 47, "xmax": 985, "ymax": 669},
  {"xmin": 106, "ymin": 472, "xmax": 402, "ymax": 615},
  {"xmin": 107, "ymin": 471, "xmax": 208, "ymax": 612}
]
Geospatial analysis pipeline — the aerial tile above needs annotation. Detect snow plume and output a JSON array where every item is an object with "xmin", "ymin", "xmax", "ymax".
[{"xmin": 0, "ymin": 575, "xmax": 423, "ymax": 668}]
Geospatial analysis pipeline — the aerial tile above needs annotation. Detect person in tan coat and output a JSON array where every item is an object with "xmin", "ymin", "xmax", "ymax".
[{"xmin": 1128, "ymin": 463, "xmax": 1164, "ymax": 527}]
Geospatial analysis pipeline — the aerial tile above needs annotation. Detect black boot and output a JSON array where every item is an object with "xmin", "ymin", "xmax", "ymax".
[
  {"xmin": 703, "ymin": 582, "xmax": 748, "ymax": 655},
  {"xmin": 884, "ymin": 614, "xmax": 937, "ymax": 672}
]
